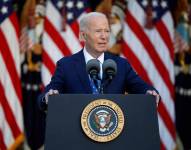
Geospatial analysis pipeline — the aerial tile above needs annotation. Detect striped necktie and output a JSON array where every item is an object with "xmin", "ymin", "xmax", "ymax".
[{"xmin": 90, "ymin": 78, "xmax": 100, "ymax": 94}]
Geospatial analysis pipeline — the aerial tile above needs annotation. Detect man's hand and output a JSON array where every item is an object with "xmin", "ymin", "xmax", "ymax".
[
  {"xmin": 45, "ymin": 89, "xmax": 59, "ymax": 104},
  {"xmin": 146, "ymin": 90, "xmax": 160, "ymax": 107}
]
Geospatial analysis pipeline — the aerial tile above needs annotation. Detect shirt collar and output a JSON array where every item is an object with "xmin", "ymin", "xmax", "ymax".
[{"xmin": 83, "ymin": 47, "xmax": 104, "ymax": 65}]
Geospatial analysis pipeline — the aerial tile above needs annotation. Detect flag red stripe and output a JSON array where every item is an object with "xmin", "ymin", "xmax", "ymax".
[
  {"xmin": 70, "ymin": 21, "xmax": 80, "ymax": 40},
  {"xmin": 70, "ymin": 20, "xmax": 85, "ymax": 46},
  {"xmin": 122, "ymin": 42, "xmax": 175, "ymax": 138},
  {"xmin": 44, "ymin": 18, "xmax": 72, "ymax": 56},
  {"xmin": 156, "ymin": 20, "xmax": 174, "ymax": 61},
  {"xmin": 9, "ymin": 13, "xmax": 19, "ymax": 39},
  {"xmin": 160, "ymin": 141, "xmax": 166, "ymax": 150},
  {"xmin": 125, "ymin": 10, "xmax": 174, "ymax": 99},
  {"xmin": 122, "ymin": 42, "xmax": 150, "ymax": 82},
  {"xmin": 42, "ymin": 50, "xmax": 56, "ymax": 75},
  {"xmin": 0, "ymin": 83, "xmax": 21, "ymax": 138},
  {"xmin": 0, "ymin": 130, "xmax": 7, "ymax": 150},
  {"xmin": 158, "ymin": 101, "xmax": 176, "ymax": 139},
  {"xmin": 0, "ymin": 29, "xmax": 22, "ymax": 103}
]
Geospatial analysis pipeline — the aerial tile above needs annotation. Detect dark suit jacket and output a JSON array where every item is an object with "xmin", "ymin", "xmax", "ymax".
[{"xmin": 39, "ymin": 50, "xmax": 155, "ymax": 110}]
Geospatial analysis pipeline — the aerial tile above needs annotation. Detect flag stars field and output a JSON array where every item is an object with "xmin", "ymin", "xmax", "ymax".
[{"xmin": 1, "ymin": 6, "xmax": 8, "ymax": 14}]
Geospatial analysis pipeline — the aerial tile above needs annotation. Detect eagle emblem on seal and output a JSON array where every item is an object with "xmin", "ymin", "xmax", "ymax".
[{"xmin": 94, "ymin": 110, "xmax": 113, "ymax": 132}]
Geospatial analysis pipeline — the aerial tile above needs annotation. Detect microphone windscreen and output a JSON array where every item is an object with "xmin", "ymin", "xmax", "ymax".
[
  {"xmin": 103, "ymin": 59, "xmax": 117, "ymax": 76},
  {"xmin": 86, "ymin": 59, "xmax": 100, "ymax": 74}
]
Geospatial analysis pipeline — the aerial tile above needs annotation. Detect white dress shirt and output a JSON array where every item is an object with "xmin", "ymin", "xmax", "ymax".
[{"xmin": 83, "ymin": 47, "xmax": 104, "ymax": 79}]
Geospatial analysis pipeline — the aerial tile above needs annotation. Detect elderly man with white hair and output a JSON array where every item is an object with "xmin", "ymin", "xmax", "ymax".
[{"xmin": 39, "ymin": 12, "xmax": 160, "ymax": 111}]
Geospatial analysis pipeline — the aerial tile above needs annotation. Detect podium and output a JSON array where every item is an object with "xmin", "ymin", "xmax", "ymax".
[{"xmin": 45, "ymin": 94, "xmax": 160, "ymax": 150}]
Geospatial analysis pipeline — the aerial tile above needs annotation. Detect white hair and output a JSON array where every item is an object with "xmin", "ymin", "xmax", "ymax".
[{"xmin": 79, "ymin": 12, "xmax": 107, "ymax": 32}]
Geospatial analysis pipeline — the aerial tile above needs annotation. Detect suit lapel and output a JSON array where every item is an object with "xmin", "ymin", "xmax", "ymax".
[{"xmin": 73, "ymin": 50, "xmax": 92, "ymax": 93}]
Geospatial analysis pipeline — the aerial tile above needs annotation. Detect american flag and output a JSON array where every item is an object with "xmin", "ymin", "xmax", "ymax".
[
  {"xmin": 122, "ymin": 0, "xmax": 175, "ymax": 149},
  {"xmin": 42, "ymin": 0, "xmax": 89, "ymax": 85},
  {"xmin": 0, "ymin": 0, "xmax": 24, "ymax": 149}
]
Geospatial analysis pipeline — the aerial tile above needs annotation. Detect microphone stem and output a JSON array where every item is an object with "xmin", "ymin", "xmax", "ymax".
[{"xmin": 100, "ymin": 79, "xmax": 111, "ymax": 94}]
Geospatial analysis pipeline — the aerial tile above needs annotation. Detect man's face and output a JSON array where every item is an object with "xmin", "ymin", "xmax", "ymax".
[{"xmin": 84, "ymin": 16, "xmax": 110, "ymax": 56}]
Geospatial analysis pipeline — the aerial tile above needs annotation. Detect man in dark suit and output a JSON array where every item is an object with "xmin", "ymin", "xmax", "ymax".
[{"xmin": 39, "ymin": 12, "xmax": 160, "ymax": 110}]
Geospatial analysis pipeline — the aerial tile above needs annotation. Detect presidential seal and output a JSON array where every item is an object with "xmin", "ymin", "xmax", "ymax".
[{"xmin": 81, "ymin": 99, "xmax": 125, "ymax": 142}]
